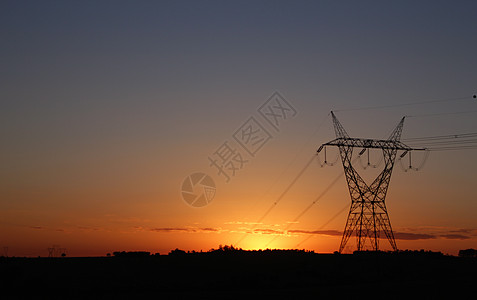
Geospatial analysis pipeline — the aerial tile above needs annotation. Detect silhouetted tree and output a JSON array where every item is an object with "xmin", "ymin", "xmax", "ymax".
[
  {"xmin": 113, "ymin": 251, "xmax": 150, "ymax": 257},
  {"xmin": 459, "ymin": 249, "xmax": 477, "ymax": 258},
  {"xmin": 169, "ymin": 248, "xmax": 186, "ymax": 256}
]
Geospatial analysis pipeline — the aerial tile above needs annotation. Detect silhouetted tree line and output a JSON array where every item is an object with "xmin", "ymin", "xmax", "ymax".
[
  {"xmin": 351, "ymin": 249, "xmax": 445, "ymax": 257},
  {"xmin": 112, "ymin": 251, "xmax": 152, "ymax": 257},
  {"xmin": 396, "ymin": 249, "xmax": 444, "ymax": 257},
  {"xmin": 168, "ymin": 245, "xmax": 315, "ymax": 256},
  {"xmin": 458, "ymin": 248, "xmax": 477, "ymax": 258},
  {"xmin": 109, "ymin": 246, "xmax": 477, "ymax": 258}
]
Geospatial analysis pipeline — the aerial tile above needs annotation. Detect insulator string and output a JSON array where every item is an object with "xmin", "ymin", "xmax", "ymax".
[
  {"xmin": 397, "ymin": 149, "xmax": 430, "ymax": 172},
  {"xmin": 316, "ymin": 147, "xmax": 339, "ymax": 167},
  {"xmin": 357, "ymin": 149, "xmax": 383, "ymax": 169}
]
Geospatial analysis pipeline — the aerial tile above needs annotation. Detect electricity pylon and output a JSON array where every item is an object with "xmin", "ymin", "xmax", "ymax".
[{"xmin": 318, "ymin": 112, "xmax": 423, "ymax": 252}]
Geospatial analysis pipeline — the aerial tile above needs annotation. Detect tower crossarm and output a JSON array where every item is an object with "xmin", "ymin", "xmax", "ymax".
[{"xmin": 319, "ymin": 137, "xmax": 424, "ymax": 152}]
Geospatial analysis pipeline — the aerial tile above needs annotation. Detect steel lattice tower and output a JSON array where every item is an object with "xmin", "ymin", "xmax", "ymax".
[{"xmin": 318, "ymin": 112, "xmax": 422, "ymax": 252}]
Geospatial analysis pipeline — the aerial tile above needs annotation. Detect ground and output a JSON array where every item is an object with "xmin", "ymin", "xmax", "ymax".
[{"xmin": 1, "ymin": 250, "xmax": 475, "ymax": 299}]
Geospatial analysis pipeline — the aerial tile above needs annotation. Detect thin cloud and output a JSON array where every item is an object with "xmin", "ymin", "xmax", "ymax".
[
  {"xmin": 448, "ymin": 228, "xmax": 474, "ymax": 234},
  {"xmin": 143, "ymin": 224, "xmax": 476, "ymax": 241},
  {"xmin": 77, "ymin": 226, "xmax": 101, "ymax": 231},
  {"xmin": 149, "ymin": 227, "xmax": 222, "ymax": 233},
  {"xmin": 288, "ymin": 229, "xmax": 342, "ymax": 236},
  {"xmin": 150, "ymin": 227, "xmax": 192, "ymax": 232},
  {"xmin": 26, "ymin": 225, "xmax": 77, "ymax": 233},
  {"xmin": 287, "ymin": 229, "xmax": 442, "ymax": 240},
  {"xmin": 447, "ymin": 228, "xmax": 477, "ymax": 236},
  {"xmin": 440, "ymin": 234, "xmax": 471, "ymax": 240},
  {"xmin": 224, "ymin": 221, "xmax": 263, "ymax": 225},
  {"xmin": 201, "ymin": 227, "xmax": 220, "ymax": 232},
  {"xmin": 253, "ymin": 229, "xmax": 284, "ymax": 235},
  {"xmin": 394, "ymin": 232, "xmax": 436, "ymax": 240},
  {"xmin": 395, "ymin": 227, "xmax": 476, "ymax": 240}
]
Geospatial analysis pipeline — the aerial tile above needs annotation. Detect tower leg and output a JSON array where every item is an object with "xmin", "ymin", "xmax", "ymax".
[{"xmin": 338, "ymin": 148, "xmax": 398, "ymax": 253}]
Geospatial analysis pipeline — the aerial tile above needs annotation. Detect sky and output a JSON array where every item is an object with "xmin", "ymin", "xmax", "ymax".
[{"xmin": 1, "ymin": 0, "xmax": 476, "ymax": 257}]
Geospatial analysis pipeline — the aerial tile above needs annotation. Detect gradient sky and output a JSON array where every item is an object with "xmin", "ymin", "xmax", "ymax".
[{"xmin": 1, "ymin": 0, "xmax": 477, "ymax": 256}]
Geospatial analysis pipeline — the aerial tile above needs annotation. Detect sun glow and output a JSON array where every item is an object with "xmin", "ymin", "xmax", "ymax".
[{"xmin": 238, "ymin": 233, "xmax": 288, "ymax": 251}]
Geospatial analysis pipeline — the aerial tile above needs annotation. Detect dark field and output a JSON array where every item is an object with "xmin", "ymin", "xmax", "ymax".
[{"xmin": 1, "ymin": 250, "xmax": 476, "ymax": 299}]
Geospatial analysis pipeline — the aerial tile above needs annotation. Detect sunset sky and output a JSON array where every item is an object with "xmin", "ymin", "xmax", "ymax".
[{"xmin": 1, "ymin": 1, "xmax": 477, "ymax": 257}]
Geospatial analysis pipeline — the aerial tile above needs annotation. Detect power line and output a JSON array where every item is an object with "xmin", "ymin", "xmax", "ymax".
[
  {"xmin": 234, "ymin": 94, "xmax": 476, "ymax": 250},
  {"xmin": 295, "ymin": 203, "xmax": 349, "ymax": 248},
  {"xmin": 287, "ymin": 113, "xmax": 476, "ymax": 251},
  {"xmin": 263, "ymin": 171, "xmax": 344, "ymax": 248},
  {"xmin": 403, "ymin": 132, "xmax": 477, "ymax": 142},
  {"xmin": 425, "ymin": 146, "xmax": 477, "ymax": 151},
  {"xmin": 235, "ymin": 154, "xmax": 316, "ymax": 246},
  {"xmin": 334, "ymin": 95, "xmax": 473, "ymax": 112},
  {"xmin": 406, "ymin": 110, "xmax": 477, "ymax": 118},
  {"xmin": 235, "ymin": 113, "xmax": 332, "ymax": 247},
  {"xmin": 409, "ymin": 140, "xmax": 477, "ymax": 146},
  {"xmin": 403, "ymin": 132, "xmax": 477, "ymax": 152},
  {"xmin": 246, "ymin": 113, "xmax": 331, "ymax": 213}
]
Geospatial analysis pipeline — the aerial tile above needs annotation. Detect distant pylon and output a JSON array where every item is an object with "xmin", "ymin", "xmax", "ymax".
[
  {"xmin": 48, "ymin": 247, "xmax": 56, "ymax": 258},
  {"xmin": 47, "ymin": 245, "xmax": 66, "ymax": 257},
  {"xmin": 318, "ymin": 112, "xmax": 424, "ymax": 252}
]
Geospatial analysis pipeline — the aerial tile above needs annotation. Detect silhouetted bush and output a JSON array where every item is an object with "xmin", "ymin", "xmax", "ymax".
[
  {"xmin": 112, "ymin": 251, "xmax": 150, "ymax": 257},
  {"xmin": 459, "ymin": 249, "xmax": 477, "ymax": 258},
  {"xmin": 168, "ymin": 248, "xmax": 186, "ymax": 256}
]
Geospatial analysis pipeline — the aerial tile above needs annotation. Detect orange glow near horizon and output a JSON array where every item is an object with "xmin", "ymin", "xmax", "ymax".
[
  {"xmin": 2, "ymin": 152, "xmax": 477, "ymax": 258},
  {"xmin": 2, "ymin": 2, "xmax": 477, "ymax": 258}
]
